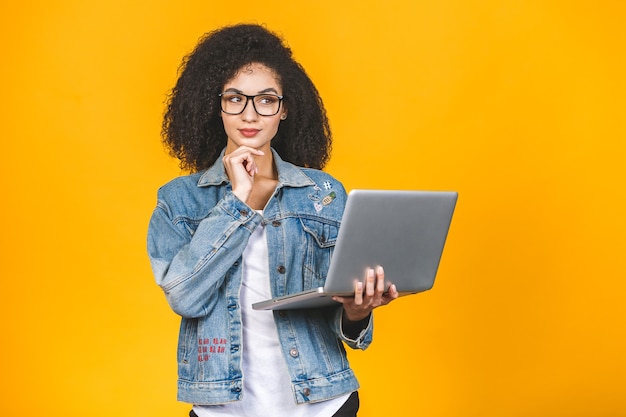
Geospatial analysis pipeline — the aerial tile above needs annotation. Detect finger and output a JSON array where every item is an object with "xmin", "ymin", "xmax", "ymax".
[
  {"xmin": 377, "ymin": 284, "xmax": 398, "ymax": 307},
  {"xmin": 224, "ymin": 151, "xmax": 260, "ymax": 179},
  {"xmin": 224, "ymin": 147, "xmax": 264, "ymax": 164},
  {"xmin": 375, "ymin": 265, "xmax": 385, "ymax": 294},
  {"xmin": 353, "ymin": 281, "xmax": 364, "ymax": 305},
  {"xmin": 388, "ymin": 284, "xmax": 399, "ymax": 299},
  {"xmin": 244, "ymin": 156, "xmax": 258, "ymax": 176},
  {"xmin": 365, "ymin": 268, "xmax": 375, "ymax": 297},
  {"xmin": 332, "ymin": 296, "xmax": 346, "ymax": 304},
  {"xmin": 228, "ymin": 146, "xmax": 265, "ymax": 156}
]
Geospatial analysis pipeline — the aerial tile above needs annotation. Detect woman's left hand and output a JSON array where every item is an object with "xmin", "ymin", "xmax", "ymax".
[{"xmin": 333, "ymin": 266, "xmax": 399, "ymax": 322}]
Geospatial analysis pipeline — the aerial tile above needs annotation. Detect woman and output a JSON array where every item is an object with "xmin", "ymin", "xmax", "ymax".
[{"xmin": 147, "ymin": 23, "xmax": 398, "ymax": 417}]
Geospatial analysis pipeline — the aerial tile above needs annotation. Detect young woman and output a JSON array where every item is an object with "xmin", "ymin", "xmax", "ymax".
[{"xmin": 147, "ymin": 23, "xmax": 398, "ymax": 417}]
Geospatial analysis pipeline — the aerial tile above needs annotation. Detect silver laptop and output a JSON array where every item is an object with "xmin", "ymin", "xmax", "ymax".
[{"xmin": 252, "ymin": 189, "xmax": 458, "ymax": 310}]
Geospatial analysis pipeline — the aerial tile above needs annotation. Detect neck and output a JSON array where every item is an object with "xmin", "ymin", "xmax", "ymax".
[{"xmin": 254, "ymin": 148, "xmax": 277, "ymax": 180}]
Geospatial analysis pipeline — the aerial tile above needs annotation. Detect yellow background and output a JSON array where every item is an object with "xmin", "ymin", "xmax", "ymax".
[{"xmin": 2, "ymin": 1, "xmax": 625, "ymax": 416}]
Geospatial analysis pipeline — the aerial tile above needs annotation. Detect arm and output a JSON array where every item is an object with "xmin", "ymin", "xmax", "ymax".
[
  {"xmin": 331, "ymin": 266, "xmax": 399, "ymax": 348},
  {"xmin": 148, "ymin": 191, "xmax": 262, "ymax": 318},
  {"xmin": 326, "ymin": 306, "xmax": 374, "ymax": 350}
]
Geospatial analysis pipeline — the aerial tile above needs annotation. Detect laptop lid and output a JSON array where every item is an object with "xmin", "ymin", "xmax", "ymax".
[{"xmin": 252, "ymin": 189, "xmax": 457, "ymax": 310}]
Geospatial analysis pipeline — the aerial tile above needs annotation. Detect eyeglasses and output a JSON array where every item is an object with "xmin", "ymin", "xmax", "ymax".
[{"xmin": 218, "ymin": 92, "xmax": 284, "ymax": 116}]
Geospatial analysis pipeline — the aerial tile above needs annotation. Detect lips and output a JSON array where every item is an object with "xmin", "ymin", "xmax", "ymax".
[{"xmin": 239, "ymin": 129, "xmax": 260, "ymax": 138}]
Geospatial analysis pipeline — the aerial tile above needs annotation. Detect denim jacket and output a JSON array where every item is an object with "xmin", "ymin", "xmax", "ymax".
[{"xmin": 147, "ymin": 149, "xmax": 373, "ymax": 405}]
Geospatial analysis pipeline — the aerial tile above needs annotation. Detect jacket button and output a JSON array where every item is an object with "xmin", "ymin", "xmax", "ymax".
[
  {"xmin": 289, "ymin": 348, "xmax": 299, "ymax": 357},
  {"xmin": 272, "ymin": 220, "xmax": 281, "ymax": 227},
  {"xmin": 277, "ymin": 265, "xmax": 286, "ymax": 274},
  {"xmin": 278, "ymin": 311, "xmax": 287, "ymax": 317},
  {"xmin": 303, "ymin": 388, "xmax": 311, "ymax": 396},
  {"xmin": 239, "ymin": 209, "xmax": 249, "ymax": 216}
]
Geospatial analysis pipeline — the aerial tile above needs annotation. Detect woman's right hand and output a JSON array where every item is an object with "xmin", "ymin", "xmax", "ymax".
[{"xmin": 222, "ymin": 146, "xmax": 265, "ymax": 203}]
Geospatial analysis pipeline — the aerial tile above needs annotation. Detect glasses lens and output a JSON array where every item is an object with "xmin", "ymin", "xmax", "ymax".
[
  {"xmin": 253, "ymin": 95, "xmax": 281, "ymax": 116},
  {"xmin": 220, "ymin": 93, "xmax": 281, "ymax": 116},
  {"xmin": 220, "ymin": 93, "xmax": 245, "ymax": 114}
]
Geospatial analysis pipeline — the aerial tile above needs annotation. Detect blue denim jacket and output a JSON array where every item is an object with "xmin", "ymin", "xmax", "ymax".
[{"xmin": 147, "ymin": 149, "xmax": 373, "ymax": 405}]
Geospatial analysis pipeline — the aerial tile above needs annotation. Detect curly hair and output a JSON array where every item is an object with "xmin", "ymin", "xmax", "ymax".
[{"xmin": 162, "ymin": 23, "xmax": 332, "ymax": 172}]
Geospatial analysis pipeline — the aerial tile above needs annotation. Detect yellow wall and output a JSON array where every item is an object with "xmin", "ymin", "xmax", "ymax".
[{"xmin": 2, "ymin": 1, "xmax": 625, "ymax": 416}]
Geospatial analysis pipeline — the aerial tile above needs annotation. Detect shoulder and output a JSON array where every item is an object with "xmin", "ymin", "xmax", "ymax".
[
  {"xmin": 155, "ymin": 171, "xmax": 221, "ymax": 220},
  {"xmin": 300, "ymin": 168, "xmax": 344, "ymax": 188},
  {"xmin": 300, "ymin": 169, "xmax": 347, "ymax": 200},
  {"xmin": 281, "ymin": 168, "xmax": 347, "ymax": 221},
  {"xmin": 156, "ymin": 172, "xmax": 205, "ymax": 198}
]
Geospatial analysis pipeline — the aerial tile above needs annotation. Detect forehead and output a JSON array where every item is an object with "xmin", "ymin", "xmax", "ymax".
[{"xmin": 223, "ymin": 63, "xmax": 282, "ymax": 92}]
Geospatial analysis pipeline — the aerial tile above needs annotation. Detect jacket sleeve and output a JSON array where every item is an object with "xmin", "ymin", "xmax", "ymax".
[
  {"xmin": 326, "ymin": 306, "xmax": 374, "ymax": 350},
  {"xmin": 147, "ymin": 191, "xmax": 262, "ymax": 318}
]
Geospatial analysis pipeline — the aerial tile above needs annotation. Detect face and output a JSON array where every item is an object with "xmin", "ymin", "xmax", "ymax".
[{"xmin": 221, "ymin": 63, "xmax": 287, "ymax": 154}]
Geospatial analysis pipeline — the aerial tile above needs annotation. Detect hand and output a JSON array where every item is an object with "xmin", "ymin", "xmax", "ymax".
[
  {"xmin": 333, "ymin": 266, "xmax": 399, "ymax": 322},
  {"xmin": 222, "ymin": 146, "xmax": 265, "ymax": 203}
]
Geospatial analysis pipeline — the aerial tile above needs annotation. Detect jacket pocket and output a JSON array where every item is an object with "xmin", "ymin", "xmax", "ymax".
[{"xmin": 299, "ymin": 217, "xmax": 339, "ymax": 287}]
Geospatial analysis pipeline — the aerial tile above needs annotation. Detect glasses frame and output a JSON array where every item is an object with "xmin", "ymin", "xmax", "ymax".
[{"xmin": 218, "ymin": 92, "xmax": 284, "ymax": 116}]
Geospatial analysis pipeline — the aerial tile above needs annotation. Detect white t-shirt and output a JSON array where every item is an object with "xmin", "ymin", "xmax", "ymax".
[{"xmin": 193, "ymin": 214, "xmax": 349, "ymax": 417}]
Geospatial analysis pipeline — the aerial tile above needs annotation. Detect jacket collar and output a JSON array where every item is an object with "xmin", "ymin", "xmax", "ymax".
[{"xmin": 197, "ymin": 148, "xmax": 315, "ymax": 188}]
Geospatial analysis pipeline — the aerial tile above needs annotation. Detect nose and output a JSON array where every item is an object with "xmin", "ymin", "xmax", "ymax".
[{"xmin": 241, "ymin": 97, "xmax": 258, "ymax": 121}]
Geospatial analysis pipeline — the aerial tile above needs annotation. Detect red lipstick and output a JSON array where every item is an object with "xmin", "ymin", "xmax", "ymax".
[{"xmin": 239, "ymin": 129, "xmax": 260, "ymax": 138}]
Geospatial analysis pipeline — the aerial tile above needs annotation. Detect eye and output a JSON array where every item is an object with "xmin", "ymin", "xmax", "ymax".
[
  {"xmin": 226, "ymin": 94, "xmax": 244, "ymax": 103},
  {"xmin": 256, "ymin": 95, "xmax": 279, "ymax": 105}
]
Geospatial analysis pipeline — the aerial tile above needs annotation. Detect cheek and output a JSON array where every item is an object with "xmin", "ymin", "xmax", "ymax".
[
  {"xmin": 270, "ymin": 118, "xmax": 282, "ymax": 133},
  {"xmin": 267, "ymin": 122, "xmax": 281, "ymax": 139},
  {"xmin": 221, "ymin": 116, "xmax": 235, "ymax": 133}
]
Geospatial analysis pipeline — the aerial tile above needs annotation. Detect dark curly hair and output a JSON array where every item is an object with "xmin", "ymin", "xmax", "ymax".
[{"xmin": 162, "ymin": 23, "xmax": 332, "ymax": 172}]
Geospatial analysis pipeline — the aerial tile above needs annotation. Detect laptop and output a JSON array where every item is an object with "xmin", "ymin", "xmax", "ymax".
[{"xmin": 251, "ymin": 189, "xmax": 458, "ymax": 310}]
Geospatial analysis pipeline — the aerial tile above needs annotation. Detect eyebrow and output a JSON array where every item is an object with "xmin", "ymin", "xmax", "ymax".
[{"xmin": 222, "ymin": 87, "xmax": 280, "ymax": 95}]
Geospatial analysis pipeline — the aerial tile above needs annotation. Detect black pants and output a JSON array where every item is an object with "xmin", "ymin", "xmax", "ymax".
[
  {"xmin": 333, "ymin": 391, "xmax": 360, "ymax": 416},
  {"xmin": 189, "ymin": 391, "xmax": 359, "ymax": 417}
]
